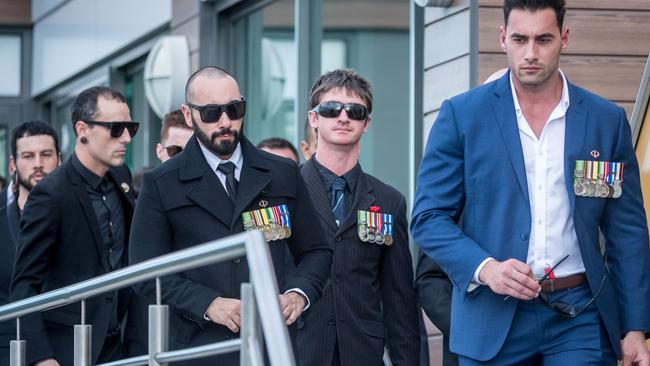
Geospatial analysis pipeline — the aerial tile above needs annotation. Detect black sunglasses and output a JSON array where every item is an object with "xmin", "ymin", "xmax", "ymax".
[
  {"xmin": 165, "ymin": 145, "xmax": 183, "ymax": 158},
  {"xmin": 186, "ymin": 98, "xmax": 246, "ymax": 123},
  {"xmin": 311, "ymin": 101, "xmax": 369, "ymax": 121},
  {"xmin": 85, "ymin": 120, "xmax": 139, "ymax": 138},
  {"xmin": 538, "ymin": 275, "xmax": 605, "ymax": 318}
]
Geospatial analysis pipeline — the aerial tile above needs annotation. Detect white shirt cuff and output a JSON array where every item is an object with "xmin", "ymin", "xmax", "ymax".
[
  {"xmin": 468, "ymin": 257, "xmax": 495, "ymax": 292},
  {"xmin": 285, "ymin": 288, "xmax": 310, "ymax": 310}
]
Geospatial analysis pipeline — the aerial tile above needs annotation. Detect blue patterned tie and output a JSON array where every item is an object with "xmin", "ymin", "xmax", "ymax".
[{"xmin": 331, "ymin": 177, "xmax": 346, "ymax": 226}]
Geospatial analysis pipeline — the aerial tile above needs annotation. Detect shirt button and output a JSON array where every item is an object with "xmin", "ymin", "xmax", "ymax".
[
  {"xmin": 538, "ymin": 185, "xmax": 543, "ymax": 190},
  {"xmin": 520, "ymin": 233, "xmax": 528, "ymax": 241},
  {"xmin": 102, "ymin": 196, "xmax": 106, "ymax": 201},
  {"xmin": 109, "ymin": 222, "xmax": 113, "ymax": 227},
  {"xmin": 537, "ymin": 220, "xmax": 542, "ymax": 225}
]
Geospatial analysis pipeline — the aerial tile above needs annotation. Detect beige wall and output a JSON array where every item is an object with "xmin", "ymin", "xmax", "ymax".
[{"xmin": 478, "ymin": 0, "xmax": 650, "ymax": 118}]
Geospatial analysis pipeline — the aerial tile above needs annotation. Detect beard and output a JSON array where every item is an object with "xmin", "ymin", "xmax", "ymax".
[
  {"xmin": 190, "ymin": 115, "xmax": 243, "ymax": 158},
  {"xmin": 17, "ymin": 169, "xmax": 43, "ymax": 192}
]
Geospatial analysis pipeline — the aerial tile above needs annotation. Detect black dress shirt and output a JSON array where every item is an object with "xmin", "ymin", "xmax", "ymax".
[{"xmin": 71, "ymin": 154, "xmax": 126, "ymax": 271}]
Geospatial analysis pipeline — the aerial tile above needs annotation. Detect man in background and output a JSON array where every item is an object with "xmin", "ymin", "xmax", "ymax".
[
  {"xmin": 0, "ymin": 121, "xmax": 60, "ymax": 364},
  {"xmin": 258, "ymin": 137, "xmax": 299, "ymax": 163},
  {"xmin": 156, "ymin": 109, "xmax": 193, "ymax": 163},
  {"xmin": 300, "ymin": 119, "xmax": 317, "ymax": 160}
]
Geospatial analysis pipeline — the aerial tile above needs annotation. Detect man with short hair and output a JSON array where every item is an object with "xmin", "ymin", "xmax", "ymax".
[
  {"xmin": 0, "ymin": 121, "xmax": 61, "ymax": 364},
  {"xmin": 129, "ymin": 66, "xmax": 332, "ymax": 366},
  {"xmin": 156, "ymin": 109, "xmax": 193, "ymax": 163},
  {"xmin": 11, "ymin": 87, "xmax": 138, "ymax": 366},
  {"xmin": 297, "ymin": 69, "xmax": 420, "ymax": 366},
  {"xmin": 411, "ymin": 0, "xmax": 650, "ymax": 365},
  {"xmin": 300, "ymin": 118, "xmax": 317, "ymax": 160},
  {"xmin": 257, "ymin": 137, "xmax": 299, "ymax": 163}
]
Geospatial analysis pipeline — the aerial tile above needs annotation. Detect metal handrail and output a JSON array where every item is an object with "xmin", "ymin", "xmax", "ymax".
[{"xmin": 0, "ymin": 230, "xmax": 296, "ymax": 366}]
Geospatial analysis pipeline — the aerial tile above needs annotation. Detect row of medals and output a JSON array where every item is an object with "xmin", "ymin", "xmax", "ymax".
[
  {"xmin": 357, "ymin": 210, "xmax": 394, "ymax": 246},
  {"xmin": 573, "ymin": 160, "xmax": 623, "ymax": 199},
  {"xmin": 242, "ymin": 205, "xmax": 292, "ymax": 242}
]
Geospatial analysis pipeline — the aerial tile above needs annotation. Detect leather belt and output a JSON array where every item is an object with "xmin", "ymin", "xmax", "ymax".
[{"xmin": 541, "ymin": 273, "xmax": 587, "ymax": 293}]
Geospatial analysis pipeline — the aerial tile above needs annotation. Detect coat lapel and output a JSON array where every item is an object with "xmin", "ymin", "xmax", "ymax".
[
  {"xmin": 338, "ymin": 171, "xmax": 374, "ymax": 235},
  {"xmin": 492, "ymin": 72, "xmax": 530, "ymax": 204},
  {"xmin": 181, "ymin": 138, "xmax": 234, "ymax": 227},
  {"xmin": 231, "ymin": 139, "xmax": 272, "ymax": 227},
  {"xmin": 301, "ymin": 158, "xmax": 339, "ymax": 232},
  {"xmin": 563, "ymin": 83, "xmax": 587, "ymax": 213},
  {"xmin": 66, "ymin": 163, "xmax": 111, "ymax": 272}
]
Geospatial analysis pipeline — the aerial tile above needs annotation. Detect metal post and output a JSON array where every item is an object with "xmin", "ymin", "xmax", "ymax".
[
  {"xmin": 9, "ymin": 341, "xmax": 25, "ymax": 366},
  {"xmin": 240, "ymin": 283, "xmax": 265, "ymax": 366},
  {"xmin": 74, "ymin": 324, "xmax": 92, "ymax": 366},
  {"xmin": 148, "ymin": 303, "xmax": 169, "ymax": 366},
  {"xmin": 10, "ymin": 317, "xmax": 25, "ymax": 366}
]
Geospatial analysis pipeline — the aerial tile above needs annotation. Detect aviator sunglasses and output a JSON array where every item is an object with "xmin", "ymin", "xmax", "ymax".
[
  {"xmin": 165, "ymin": 145, "xmax": 183, "ymax": 158},
  {"xmin": 85, "ymin": 120, "xmax": 140, "ymax": 138},
  {"xmin": 186, "ymin": 97, "xmax": 247, "ymax": 123},
  {"xmin": 311, "ymin": 101, "xmax": 369, "ymax": 121}
]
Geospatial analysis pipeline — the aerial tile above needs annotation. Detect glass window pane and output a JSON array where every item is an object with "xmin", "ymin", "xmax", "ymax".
[
  {"xmin": 322, "ymin": 0, "xmax": 410, "ymax": 197},
  {"xmin": 0, "ymin": 35, "xmax": 21, "ymax": 97}
]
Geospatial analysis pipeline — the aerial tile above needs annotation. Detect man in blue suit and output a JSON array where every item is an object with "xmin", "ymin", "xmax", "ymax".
[{"xmin": 411, "ymin": 0, "xmax": 650, "ymax": 365}]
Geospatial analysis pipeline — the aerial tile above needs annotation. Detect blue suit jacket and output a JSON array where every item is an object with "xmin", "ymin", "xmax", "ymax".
[{"xmin": 411, "ymin": 72, "xmax": 650, "ymax": 361}]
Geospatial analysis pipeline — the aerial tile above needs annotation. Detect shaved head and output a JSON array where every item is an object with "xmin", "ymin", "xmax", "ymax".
[{"xmin": 184, "ymin": 66, "xmax": 234, "ymax": 102}]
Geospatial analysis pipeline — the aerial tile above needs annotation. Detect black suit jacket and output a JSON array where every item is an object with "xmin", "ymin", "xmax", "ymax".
[
  {"xmin": 297, "ymin": 158, "xmax": 420, "ymax": 366},
  {"xmin": 415, "ymin": 250, "xmax": 458, "ymax": 366},
  {"xmin": 10, "ymin": 159, "xmax": 135, "ymax": 365},
  {"xmin": 129, "ymin": 137, "xmax": 332, "ymax": 366},
  {"xmin": 0, "ymin": 189, "xmax": 18, "ymax": 364}
]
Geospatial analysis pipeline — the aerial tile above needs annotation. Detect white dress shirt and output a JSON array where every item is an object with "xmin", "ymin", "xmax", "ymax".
[
  {"xmin": 472, "ymin": 71, "xmax": 585, "ymax": 288},
  {"xmin": 197, "ymin": 138, "xmax": 310, "ymax": 310}
]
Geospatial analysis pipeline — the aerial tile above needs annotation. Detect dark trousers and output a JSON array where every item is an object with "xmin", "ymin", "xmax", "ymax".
[{"xmin": 459, "ymin": 284, "xmax": 615, "ymax": 366}]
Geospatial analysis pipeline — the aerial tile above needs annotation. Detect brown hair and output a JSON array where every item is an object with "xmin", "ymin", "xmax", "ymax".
[
  {"xmin": 309, "ymin": 69, "xmax": 373, "ymax": 114},
  {"xmin": 160, "ymin": 109, "xmax": 191, "ymax": 143}
]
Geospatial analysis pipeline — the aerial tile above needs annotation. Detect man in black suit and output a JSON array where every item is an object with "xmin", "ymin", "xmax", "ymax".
[
  {"xmin": 297, "ymin": 69, "xmax": 420, "ymax": 366},
  {"xmin": 0, "ymin": 121, "xmax": 61, "ymax": 364},
  {"xmin": 11, "ymin": 87, "xmax": 138, "ymax": 366},
  {"xmin": 129, "ymin": 66, "xmax": 332, "ymax": 365},
  {"xmin": 415, "ymin": 251, "xmax": 459, "ymax": 366}
]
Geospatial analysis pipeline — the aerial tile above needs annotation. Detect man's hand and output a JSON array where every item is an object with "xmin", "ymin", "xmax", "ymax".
[
  {"xmin": 479, "ymin": 259, "xmax": 540, "ymax": 300},
  {"xmin": 279, "ymin": 292, "xmax": 306, "ymax": 325},
  {"xmin": 206, "ymin": 297, "xmax": 241, "ymax": 333},
  {"xmin": 621, "ymin": 331, "xmax": 650, "ymax": 366},
  {"xmin": 36, "ymin": 359, "xmax": 61, "ymax": 366}
]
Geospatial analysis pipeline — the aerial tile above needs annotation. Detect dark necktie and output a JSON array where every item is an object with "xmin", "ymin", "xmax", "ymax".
[
  {"xmin": 331, "ymin": 177, "xmax": 346, "ymax": 226},
  {"xmin": 217, "ymin": 162, "xmax": 238, "ymax": 203}
]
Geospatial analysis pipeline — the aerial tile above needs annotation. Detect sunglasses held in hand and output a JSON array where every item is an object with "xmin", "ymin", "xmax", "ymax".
[{"xmin": 311, "ymin": 101, "xmax": 370, "ymax": 121}]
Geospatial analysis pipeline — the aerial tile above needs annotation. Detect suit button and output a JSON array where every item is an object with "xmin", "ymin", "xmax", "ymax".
[
  {"xmin": 233, "ymin": 258, "xmax": 241, "ymax": 264},
  {"xmin": 105, "ymin": 295, "xmax": 113, "ymax": 303},
  {"xmin": 328, "ymin": 319, "xmax": 335, "ymax": 326},
  {"xmin": 335, "ymin": 236, "xmax": 342, "ymax": 242},
  {"xmin": 225, "ymin": 335, "xmax": 231, "ymax": 340},
  {"xmin": 520, "ymin": 233, "xmax": 528, "ymax": 241},
  {"xmin": 334, "ymin": 276, "xmax": 341, "ymax": 284}
]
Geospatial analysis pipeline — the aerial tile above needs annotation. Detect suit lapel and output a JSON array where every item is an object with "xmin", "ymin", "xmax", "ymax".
[
  {"xmin": 231, "ymin": 139, "xmax": 272, "ymax": 227},
  {"xmin": 6, "ymin": 200, "xmax": 20, "ymax": 245},
  {"xmin": 66, "ymin": 163, "xmax": 111, "ymax": 272},
  {"xmin": 564, "ymin": 84, "xmax": 587, "ymax": 213},
  {"xmin": 301, "ymin": 159, "xmax": 339, "ymax": 232},
  {"xmin": 338, "ymin": 171, "xmax": 374, "ymax": 235},
  {"xmin": 182, "ymin": 138, "xmax": 234, "ymax": 227},
  {"xmin": 492, "ymin": 72, "xmax": 530, "ymax": 204}
]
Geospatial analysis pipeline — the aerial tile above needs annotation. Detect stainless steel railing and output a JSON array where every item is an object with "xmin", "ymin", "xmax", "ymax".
[{"xmin": 0, "ymin": 230, "xmax": 296, "ymax": 366}]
